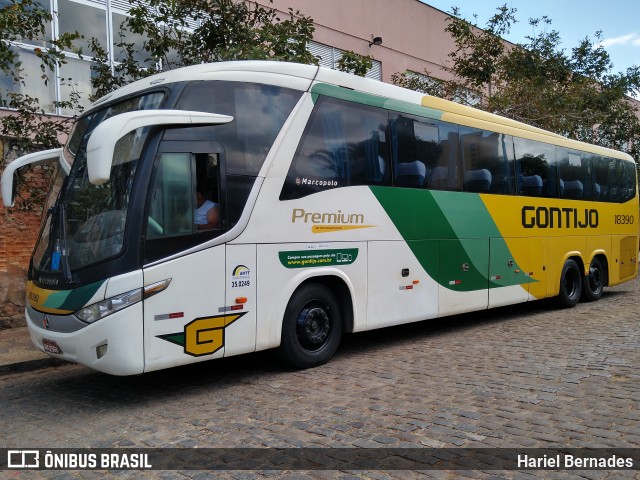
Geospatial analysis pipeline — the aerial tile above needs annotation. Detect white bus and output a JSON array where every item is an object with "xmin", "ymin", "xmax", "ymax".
[{"xmin": 2, "ymin": 61, "xmax": 637, "ymax": 375}]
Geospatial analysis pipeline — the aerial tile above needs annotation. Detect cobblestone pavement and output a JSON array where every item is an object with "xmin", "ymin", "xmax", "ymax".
[{"xmin": 1, "ymin": 277, "xmax": 639, "ymax": 479}]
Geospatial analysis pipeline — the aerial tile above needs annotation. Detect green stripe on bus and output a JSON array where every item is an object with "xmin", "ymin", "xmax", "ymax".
[
  {"xmin": 311, "ymin": 83, "xmax": 443, "ymax": 120},
  {"xmin": 370, "ymin": 187, "xmax": 529, "ymax": 291},
  {"xmin": 46, "ymin": 280, "xmax": 105, "ymax": 312}
]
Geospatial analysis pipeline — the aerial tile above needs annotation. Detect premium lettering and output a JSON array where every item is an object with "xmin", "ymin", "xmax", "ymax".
[
  {"xmin": 522, "ymin": 206, "xmax": 598, "ymax": 229},
  {"xmin": 292, "ymin": 208, "xmax": 365, "ymax": 225}
]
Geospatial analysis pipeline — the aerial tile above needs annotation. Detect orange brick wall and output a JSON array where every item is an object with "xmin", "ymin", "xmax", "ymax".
[
  {"xmin": 0, "ymin": 204, "xmax": 42, "ymax": 328},
  {"xmin": 0, "ymin": 137, "xmax": 49, "ymax": 328}
]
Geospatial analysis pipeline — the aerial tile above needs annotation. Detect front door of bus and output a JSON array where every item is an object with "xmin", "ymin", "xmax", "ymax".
[{"xmin": 141, "ymin": 139, "xmax": 240, "ymax": 372}]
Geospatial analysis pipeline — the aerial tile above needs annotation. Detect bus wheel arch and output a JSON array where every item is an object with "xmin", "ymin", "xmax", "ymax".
[
  {"xmin": 582, "ymin": 254, "xmax": 607, "ymax": 302},
  {"xmin": 556, "ymin": 257, "xmax": 583, "ymax": 308},
  {"xmin": 277, "ymin": 279, "xmax": 349, "ymax": 369}
]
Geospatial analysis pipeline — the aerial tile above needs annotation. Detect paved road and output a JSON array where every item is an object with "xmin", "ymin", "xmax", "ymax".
[{"xmin": 1, "ymin": 277, "xmax": 639, "ymax": 479}]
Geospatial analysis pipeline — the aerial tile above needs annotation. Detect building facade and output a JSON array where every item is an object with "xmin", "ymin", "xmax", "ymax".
[{"xmin": 0, "ymin": 0, "xmax": 473, "ymax": 325}]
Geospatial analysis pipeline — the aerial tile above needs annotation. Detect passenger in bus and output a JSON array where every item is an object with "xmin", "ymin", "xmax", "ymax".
[{"xmin": 195, "ymin": 190, "xmax": 219, "ymax": 230}]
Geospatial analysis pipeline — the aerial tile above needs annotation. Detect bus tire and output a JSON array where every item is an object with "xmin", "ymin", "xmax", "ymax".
[
  {"xmin": 278, "ymin": 283, "xmax": 342, "ymax": 369},
  {"xmin": 582, "ymin": 257, "xmax": 604, "ymax": 302},
  {"xmin": 557, "ymin": 259, "xmax": 582, "ymax": 308}
]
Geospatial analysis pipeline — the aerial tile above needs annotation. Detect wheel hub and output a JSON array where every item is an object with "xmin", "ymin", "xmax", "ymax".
[{"xmin": 297, "ymin": 304, "xmax": 330, "ymax": 351}]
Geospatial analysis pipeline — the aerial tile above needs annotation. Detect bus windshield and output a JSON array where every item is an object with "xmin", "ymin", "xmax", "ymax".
[{"xmin": 32, "ymin": 93, "xmax": 165, "ymax": 278}]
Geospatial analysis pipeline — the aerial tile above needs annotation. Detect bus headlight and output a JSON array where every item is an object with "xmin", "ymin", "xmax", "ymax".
[{"xmin": 75, "ymin": 288, "xmax": 143, "ymax": 323}]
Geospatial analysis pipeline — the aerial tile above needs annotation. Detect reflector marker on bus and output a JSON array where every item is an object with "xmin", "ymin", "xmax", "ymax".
[
  {"xmin": 449, "ymin": 280, "xmax": 462, "ymax": 285},
  {"xmin": 154, "ymin": 312, "xmax": 184, "ymax": 321},
  {"xmin": 218, "ymin": 304, "xmax": 244, "ymax": 312}
]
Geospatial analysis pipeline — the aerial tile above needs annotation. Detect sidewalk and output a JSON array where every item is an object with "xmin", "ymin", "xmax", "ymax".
[{"xmin": 0, "ymin": 326, "xmax": 67, "ymax": 376}]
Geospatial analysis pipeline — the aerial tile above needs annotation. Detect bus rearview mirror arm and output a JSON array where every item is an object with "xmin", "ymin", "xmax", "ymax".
[
  {"xmin": 86, "ymin": 110, "xmax": 234, "ymax": 185},
  {"xmin": 0, "ymin": 148, "xmax": 66, "ymax": 207}
]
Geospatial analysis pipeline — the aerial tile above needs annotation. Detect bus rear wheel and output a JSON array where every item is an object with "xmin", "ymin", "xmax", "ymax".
[
  {"xmin": 278, "ymin": 283, "xmax": 342, "ymax": 369},
  {"xmin": 557, "ymin": 259, "xmax": 582, "ymax": 308},
  {"xmin": 582, "ymin": 257, "xmax": 604, "ymax": 302}
]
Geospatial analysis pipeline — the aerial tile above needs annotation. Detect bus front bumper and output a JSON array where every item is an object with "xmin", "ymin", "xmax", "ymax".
[{"xmin": 26, "ymin": 303, "xmax": 145, "ymax": 376}]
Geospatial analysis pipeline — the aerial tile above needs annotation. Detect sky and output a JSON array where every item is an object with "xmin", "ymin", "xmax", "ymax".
[{"xmin": 423, "ymin": 0, "xmax": 640, "ymax": 74}]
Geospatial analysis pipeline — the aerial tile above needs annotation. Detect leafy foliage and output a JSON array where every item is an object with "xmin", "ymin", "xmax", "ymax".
[
  {"xmin": 393, "ymin": 4, "xmax": 640, "ymax": 160},
  {"xmin": 91, "ymin": 0, "xmax": 317, "ymax": 101},
  {"xmin": 0, "ymin": 0, "xmax": 82, "ymax": 210},
  {"xmin": 336, "ymin": 51, "xmax": 373, "ymax": 77}
]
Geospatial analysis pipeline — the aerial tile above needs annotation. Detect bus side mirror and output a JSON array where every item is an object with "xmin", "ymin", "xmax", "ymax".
[
  {"xmin": 86, "ymin": 110, "xmax": 233, "ymax": 185},
  {"xmin": 0, "ymin": 148, "xmax": 65, "ymax": 207}
]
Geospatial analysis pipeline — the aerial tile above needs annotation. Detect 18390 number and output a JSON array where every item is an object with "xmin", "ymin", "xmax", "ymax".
[{"xmin": 614, "ymin": 214, "xmax": 635, "ymax": 225}]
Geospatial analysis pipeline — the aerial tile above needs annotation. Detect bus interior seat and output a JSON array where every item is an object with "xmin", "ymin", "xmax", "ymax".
[
  {"xmin": 518, "ymin": 174, "xmax": 543, "ymax": 195},
  {"xmin": 463, "ymin": 169, "xmax": 492, "ymax": 192},
  {"xmin": 396, "ymin": 160, "xmax": 426, "ymax": 187},
  {"xmin": 563, "ymin": 179, "xmax": 583, "ymax": 199},
  {"xmin": 593, "ymin": 182, "xmax": 601, "ymax": 200},
  {"xmin": 490, "ymin": 174, "xmax": 512, "ymax": 194},
  {"xmin": 427, "ymin": 166, "xmax": 448, "ymax": 189}
]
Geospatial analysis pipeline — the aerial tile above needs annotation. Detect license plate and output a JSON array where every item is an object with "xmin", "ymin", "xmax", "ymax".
[{"xmin": 42, "ymin": 338, "xmax": 63, "ymax": 355}]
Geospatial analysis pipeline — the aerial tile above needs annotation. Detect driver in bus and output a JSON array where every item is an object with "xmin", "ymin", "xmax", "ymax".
[{"xmin": 195, "ymin": 190, "xmax": 219, "ymax": 230}]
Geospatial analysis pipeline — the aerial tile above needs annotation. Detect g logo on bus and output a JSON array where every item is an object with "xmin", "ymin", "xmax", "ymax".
[{"xmin": 157, "ymin": 312, "xmax": 246, "ymax": 357}]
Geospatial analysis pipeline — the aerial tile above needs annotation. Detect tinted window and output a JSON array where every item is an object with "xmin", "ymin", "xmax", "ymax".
[
  {"xmin": 281, "ymin": 96, "xmax": 389, "ymax": 199},
  {"xmin": 392, "ymin": 114, "xmax": 460, "ymax": 190},
  {"xmin": 144, "ymin": 142, "xmax": 224, "ymax": 263},
  {"xmin": 460, "ymin": 127, "xmax": 515, "ymax": 194},
  {"xmin": 592, "ymin": 156, "xmax": 614, "ymax": 201},
  {"xmin": 514, "ymin": 138, "xmax": 558, "ymax": 197},
  {"xmin": 176, "ymin": 81, "xmax": 302, "ymax": 175},
  {"xmin": 614, "ymin": 159, "xmax": 637, "ymax": 203},
  {"xmin": 558, "ymin": 148, "xmax": 592, "ymax": 200}
]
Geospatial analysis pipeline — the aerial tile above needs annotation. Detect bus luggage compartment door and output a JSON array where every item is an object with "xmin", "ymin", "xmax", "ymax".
[
  {"xmin": 488, "ymin": 237, "xmax": 531, "ymax": 308},
  {"xmin": 438, "ymin": 238, "xmax": 489, "ymax": 316}
]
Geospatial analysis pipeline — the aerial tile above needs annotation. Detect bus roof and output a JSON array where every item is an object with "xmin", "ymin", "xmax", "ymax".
[{"xmin": 90, "ymin": 60, "xmax": 634, "ymax": 163}]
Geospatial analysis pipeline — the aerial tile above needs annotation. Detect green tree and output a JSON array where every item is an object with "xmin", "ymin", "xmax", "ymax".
[
  {"xmin": 0, "ymin": 0, "xmax": 81, "ymax": 210},
  {"xmin": 90, "ymin": 0, "xmax": 317, "ymax": 100},
  {"xmin": 336, "ymin": 50, "xmax": 373, "ymax": 77},
  {"xmin": 393, "ymin": 4, "xmax": 640, "ymax": 160}
]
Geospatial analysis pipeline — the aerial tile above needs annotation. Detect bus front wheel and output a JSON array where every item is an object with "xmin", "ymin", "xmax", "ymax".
[
  {"xmin": 582, "ymin": 257, "xmax": 605, "ymax": 302},
  {"xmin": 557, "ymin": 259, "xmax": 582, "ymax": 308},
  {"xmin": 278, "ymin": 283, "xmax": 342, "ymax": 369}
]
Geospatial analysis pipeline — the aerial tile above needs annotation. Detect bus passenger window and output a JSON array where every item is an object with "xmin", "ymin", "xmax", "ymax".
[
  {"xmin": 460, "ymin": 127, "xmax": 515, "ymax": 194},
  {"xmin": 558, "ymin": 149, "xmax": 590, "ymax": 200},
  {"xmin": 616, "ymin": 159, "xmax": 637, "ymax": 203},
  {"xmin": 280, "ymin": 96, "xmax": 390, "ymax": 200},
  {"xmin": 593, "ymin": 156, "xmax": 612, "ymax": 201},
  {"xmin": 514, "ymin": 137, "xmax": 557, "ymax": 197},
  {"xmin": 391, "ymin": 114, "xmax": 459, "ymax": 191}
]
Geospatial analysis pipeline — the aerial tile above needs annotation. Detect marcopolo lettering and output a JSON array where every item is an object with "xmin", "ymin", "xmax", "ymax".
[{"xmin": 522, "ymin": 206, "xmax": 599, "ymax": 229}]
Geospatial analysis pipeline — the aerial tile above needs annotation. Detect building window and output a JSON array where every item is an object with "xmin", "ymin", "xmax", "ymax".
[
  {"xmin": 0, "ymin": 0, "xmax": 160, "ymax": 116},
  {"xmin": 308, "ymin": 40, "xmax": 382, "ymax": 81}
]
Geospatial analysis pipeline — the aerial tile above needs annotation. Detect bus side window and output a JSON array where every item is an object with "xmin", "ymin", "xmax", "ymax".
[
  {"xmin": 280, "ymin": 96, "xmax": 390, "ymax": 200},
  {"xmin": 558, "ymin": 149, "xmax": 591, "ymax": 200},
  {"xmin": 145, "ymin": 148, "xmax": 225, "ymax": 263},
  {"xmin": 592, "ymin": 156, "xmax": 611, "ymax": 201},
  {"xmin": 616, "ymin": 158, "xmax": 637, "ymax": 203},
  {"xmin": 460, "ymin": 127, "xmax": 515, "ymax": 194},
  {"xmin": 514, "ymin": 137, "xmax": 558, "ymax": 197},
  {"xmin": 391, "ymin": 114, "xmax": 460, "ymax": 191},
  {"xmin": 146, "ymin": 152, "xmax": 194, "ymax": 239}
]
